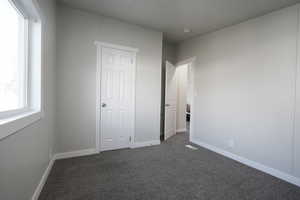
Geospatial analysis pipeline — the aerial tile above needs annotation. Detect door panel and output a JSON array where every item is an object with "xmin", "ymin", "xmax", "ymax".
[
  {"xmin": 165, "ymin": 61, "xmax": 177, "ymax": 140},
  {"xmin": 100, "ymin": 47, "xmax": 135, "ymax": 151}
]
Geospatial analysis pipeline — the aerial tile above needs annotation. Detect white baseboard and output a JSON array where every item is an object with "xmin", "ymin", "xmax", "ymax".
[
  {"xmin": 31, "ymin": 158, "xmax": 55, "ymax": 200},
  {"xmin": 176, "ymin": 128, "xmax": 187, "ymax": 133},
  {"xmin": 54, "ymin": 148, "xmax": 98, "ymax": 160},
  {"xmin": 191, "ymin": 139, "xmax": 300, "ymax": 187},
  {"xmin": 131, "ymin": 140, "xmax": 161, "ymax": 148}
]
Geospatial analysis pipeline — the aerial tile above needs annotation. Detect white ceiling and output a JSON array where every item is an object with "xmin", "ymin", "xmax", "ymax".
[{"xmin": 59, "ymin": 0, "xmax": 300, "ymax": 43}]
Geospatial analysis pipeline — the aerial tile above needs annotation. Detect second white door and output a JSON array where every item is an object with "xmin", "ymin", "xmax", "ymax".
[
  {"xmin": 164, "ymin": 61, "xmax": 177, "ymax": 140},
  {"xmin": 100, "ymin": 46, "xmax": 135, "ymax": 151}
]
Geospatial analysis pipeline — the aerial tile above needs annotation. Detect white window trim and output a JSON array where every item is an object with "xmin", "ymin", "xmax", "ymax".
[
  {"xmin": 0, "ymin": 0, "xmax": 44, "ymax": 140},
  {"xmin": 0, "ymin": 108, "xmax": 30, "ymax": 120},
  {"xmin": 0, "ymin": 111, "xmax": 43, "ymax": 140}
]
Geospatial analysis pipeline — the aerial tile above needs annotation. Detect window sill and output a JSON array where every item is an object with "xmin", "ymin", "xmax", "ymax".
[{"xmin": 0, "ymin": 110, "xmax": 43, "ymax": 140}]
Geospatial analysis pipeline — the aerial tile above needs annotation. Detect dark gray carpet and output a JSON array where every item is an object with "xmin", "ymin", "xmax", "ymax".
[{"xmin": 39, "ymin": 133, "xmax": 300, "ymax": 200}]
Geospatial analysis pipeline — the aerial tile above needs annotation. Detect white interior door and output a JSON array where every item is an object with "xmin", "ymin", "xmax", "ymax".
[
  {"xmin": 100, "ymin": 47, "xmax": 135, "ymax": 151},
  {"xmin": 165, "ymin": 61, "xmax": 177, "ymax": 140}
]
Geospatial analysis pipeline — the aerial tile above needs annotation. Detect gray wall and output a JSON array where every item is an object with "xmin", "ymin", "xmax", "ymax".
[
  {"xmin": 56, "ymin": 4, "xmax": 163, "ymax": 152},
  {"xmin": 163, "ymin": 41, "xmax": 177, "ymax": 65},
  {"xmin": 0, "ymin": 0, "xmax": 56, "ymax": 199},
  {"xmin": 177, "ymin": 4, "xmax": 300, "ymax": 177}
]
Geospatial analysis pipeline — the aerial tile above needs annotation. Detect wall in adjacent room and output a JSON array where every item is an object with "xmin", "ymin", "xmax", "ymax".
[
  {"xmin": 0, "ymin": 0, "xmax": 56, "ymax": 199},
  {"xmin": 175, "ymin": 64, "xmax": 188, "ymax": 132},
  {"xmin": 56, "ymin": 4, "xmax": 163, "ymax": 152},
  {"xmin": 186, "ymin": 65, "xmax": 193, "ymax": 106},
  {"xmin": 163, "ymin": 41, "xmax": 177, "ymax": 65},
  {"xmin": 177, "ymin": 4, "xmax": 300, "ymax": 179}
]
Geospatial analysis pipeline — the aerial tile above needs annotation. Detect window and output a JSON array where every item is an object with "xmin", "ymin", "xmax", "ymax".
[
  {"xmin": 0, "ymin": 0, "xmax": 43, "ymax": 140},
  {"xmin": 0, "ymin": 0, "xmax": 28, "ymax": 115}
]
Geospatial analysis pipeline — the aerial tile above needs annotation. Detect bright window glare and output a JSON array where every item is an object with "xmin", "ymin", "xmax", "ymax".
[{"xmin": 0, "ymin": 0, "xmax": 26, "ymax": 112}]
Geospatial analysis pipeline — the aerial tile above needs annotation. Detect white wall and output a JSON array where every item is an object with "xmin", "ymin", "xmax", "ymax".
[
  {"xmin": 0, "ymin": 0, "xmax": 56, "ymax": 199},
  {"xmin": 177, "ymin": 4, "xmax": 300, "ymax": 178},
  {"xmin": 56, "ymin": 4, "xmax": 163, "ymax": 153},
  {"xmin": 176, "ymin": 65, "xmax": 188, "ymax": 131},
  {"xmin": 186, "ymin": 65, "xmax": 193, "ymax": 105}
]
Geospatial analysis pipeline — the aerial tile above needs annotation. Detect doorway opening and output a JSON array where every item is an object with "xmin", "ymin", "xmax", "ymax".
[
  {"xmin": 176, "ymin": 63, "xmax": 189, "ymax": 135},
  {"xmin": 162, "ymin": 58, "xmax": 195, "ymax": 142}
]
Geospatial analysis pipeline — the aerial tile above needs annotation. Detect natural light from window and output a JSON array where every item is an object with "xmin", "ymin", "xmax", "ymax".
[{"xmin": 0, "ymin": 0, "xmax": 27, "ymax": 113}]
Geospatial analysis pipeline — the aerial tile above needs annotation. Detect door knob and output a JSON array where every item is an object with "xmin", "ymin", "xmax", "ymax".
[
  {"xmin": 165, "ymin": 104, "xmax": 170, "ymax": 107},
  {"xmin": 101, "ymin": 103, "xmax": 107, "ymax": 107}
]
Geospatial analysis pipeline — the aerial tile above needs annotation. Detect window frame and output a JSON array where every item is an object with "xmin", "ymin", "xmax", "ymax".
[{"xmin": 0, "ymin": 0, "xmax": 44, "ymax": 140}]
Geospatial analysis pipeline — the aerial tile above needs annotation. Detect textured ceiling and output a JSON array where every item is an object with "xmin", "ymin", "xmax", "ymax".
[{"xmin": 59, "ymin": 0, "xmax": 300, "ymax": 43}]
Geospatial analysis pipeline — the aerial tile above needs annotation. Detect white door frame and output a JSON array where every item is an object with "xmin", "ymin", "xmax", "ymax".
[
  {"xmin": 95, "ymin": 41, "xmax": 139, "ymax": 152},
  {"xmin": 176, "ymin": 57, "xmax": 196, "ymax": 142}
]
